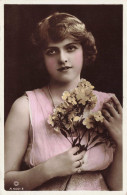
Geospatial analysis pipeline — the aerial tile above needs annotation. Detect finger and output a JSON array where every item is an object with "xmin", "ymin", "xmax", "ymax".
[
  {"xmin": 74, "ymin": 150, "xmax": 85, "ymax": 161},
  {"xmin": 75, "ymin": 167, "xmax": 82, "ymax": 174},
  {"xmin": 74, "ymin": 159, "xmax": 84, "ymax": 168},
  {"xmin": 111, "ymin": 96, "xmax": 122, "ymax": 114},
  {"xmin": 103, "ymin": 118, "xmax": 110, "ymax": 129},
  {"xmin": 103, "ymin": 102, "xmax": 117, "ymax": 117},
  {"xmin": 70, "ymin": 146, "xmax": 79, "ymax": 155},
  {"xmin": 102, "ymin": 108, "xmax": 112, "ymax": 121}
]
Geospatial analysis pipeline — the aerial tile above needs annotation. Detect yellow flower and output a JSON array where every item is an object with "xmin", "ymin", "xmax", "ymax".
[
  {"xmin": 62, "ymin": 91, "xmax": 70, "ymax": 100},
  {"xmin": 48, "ymin": 79, "xmax": 103, "ymax": 136},
  {"xmin": 54, "ymin": 126, "xmax": 60, "ymax": 132},
  {"xmin": 87, "ymin": 95, "xmax": 97, "ymax": 109},
  {"xmin": 75, "ymin": 88, "xmax": 88, "ymax": 105},
  {"xmin": 93, "ymin": 111, "xmax": 104, "ymax": 122},
  {"xmin": 48, "ymin": 115, "xmax": 54, "ymax": 126},
  {"xmin": 78, "ymin": 79, "xmax": 94, "ymax": 90},
  {"xmin": 55, "ymin": 104, "xmax": 66, "ymax": 114},
  {"xmin": 67, "ymin": 96, "xmax": 77, "ymax": 105},
  {"xmin": 73, "ymin": 116, "xmax": 80, "ymax": 122},
  {"xmin": 81, "ymin": 88, "xmax": 85, "ymax": 93},
  {"xmin": 74, "ymin": 82, "xmax": 96, "ymax": 106},
  {"xmin": 62, "ymin": 101, "xmax": 69, "ymax": 109},
  {"xmin": 82, "ymin": 117, "xmax": 94, "ymax": 129},
  {"xmin": 68, "ymin": 112, "xmax": 75, "ymax": 122}
]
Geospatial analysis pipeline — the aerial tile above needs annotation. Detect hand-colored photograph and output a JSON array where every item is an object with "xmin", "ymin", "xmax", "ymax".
[{"xmin": 4, "ymin": 3, "xmax": 123, "ymax": 192}]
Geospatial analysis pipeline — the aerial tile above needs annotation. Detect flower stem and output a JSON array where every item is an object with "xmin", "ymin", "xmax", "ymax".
[{"xmin": 64, "ymin": 175, "xmax": 72, "ymax": 191}]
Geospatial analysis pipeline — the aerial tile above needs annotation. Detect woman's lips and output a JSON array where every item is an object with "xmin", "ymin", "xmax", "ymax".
[{"xmin": 57, "ymin": 66, "xmax": 72, "ymax": 71}]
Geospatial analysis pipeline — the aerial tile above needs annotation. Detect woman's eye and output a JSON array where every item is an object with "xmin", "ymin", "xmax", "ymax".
[
  {"xmin": 46, "ymin": 49, "xmax": 57, "ymax": 56},
  {"xmin": 67, "ymin": 45, "xmax": 77, "ymax": 52}
]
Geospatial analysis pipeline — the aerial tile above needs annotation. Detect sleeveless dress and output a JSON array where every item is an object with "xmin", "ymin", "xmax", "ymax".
[{"xmin": 23, "ymin": 86, "xmax": 115, "ymax": 191}]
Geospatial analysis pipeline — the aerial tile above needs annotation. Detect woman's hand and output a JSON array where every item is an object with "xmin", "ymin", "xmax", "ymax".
[
  {"xmin": 101, "ymin": 96, "xmax": 123, "ymax": 190},
  {"xmin": 102, "ymin": 96, "xmax": 122, "ymax": 147},
  {"xmin": 45, "ymin": 147, "xmax": 85, "ymax": 178}
]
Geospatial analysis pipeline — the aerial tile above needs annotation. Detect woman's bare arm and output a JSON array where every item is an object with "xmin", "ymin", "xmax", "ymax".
[
  {"xmin": 101, "ymin": 96, "xmax": 122, "ymax": 190},
  {"xmin": 102, "ymin": 146, "xmax": 122, "ymax": 191},
  {"xmin": 5, "ymin": 96, "xmax": 85, "ymax": 190},
  {"xmin": 4, "ymin": 96, "xmax": 54, "ymax": 190}
]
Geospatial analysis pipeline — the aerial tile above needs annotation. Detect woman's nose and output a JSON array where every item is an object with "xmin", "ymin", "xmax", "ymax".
[{"xmin": 58, "ymin": 50, "xmax": 68, "ymax": 65}]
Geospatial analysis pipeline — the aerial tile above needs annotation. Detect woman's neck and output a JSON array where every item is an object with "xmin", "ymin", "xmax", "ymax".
[
  {"xmin": 48, "ymin": 77, "xmax": 80, "ymax": 106},
  {"xmin": 50, "ymin": 78, "xmax": 80, "ymax": 94}
]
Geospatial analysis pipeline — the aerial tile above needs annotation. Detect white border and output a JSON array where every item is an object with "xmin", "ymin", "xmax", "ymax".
[
  {"xmin": 123, "ymin": 1, "xmax": 127, "ymax": 193},
  {"xmin": 0, "ymin": 0, "xmax": 127, "ymax": 195},
  {"xmin": 1, "ymin": 0, "xmax": 127, "ymax": 5},
  {"xmin": 0, "ymin": 0, "xmax": 4, "ymax": 194}
]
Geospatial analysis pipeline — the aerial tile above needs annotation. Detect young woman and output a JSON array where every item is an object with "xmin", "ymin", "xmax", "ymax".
[{"xmin": 5, "ymin": 12, "xmax": 122, "ymax": 191}]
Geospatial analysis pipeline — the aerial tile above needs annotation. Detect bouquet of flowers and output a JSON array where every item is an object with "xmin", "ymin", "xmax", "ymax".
[{"xmin": 48, "ymin": 79, "xmax": 115, "ymax": 152}]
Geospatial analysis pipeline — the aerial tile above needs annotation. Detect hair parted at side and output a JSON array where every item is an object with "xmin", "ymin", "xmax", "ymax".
[{"xmin": 32, "ymin": 12, "xmax": 97, "ymax": 66}]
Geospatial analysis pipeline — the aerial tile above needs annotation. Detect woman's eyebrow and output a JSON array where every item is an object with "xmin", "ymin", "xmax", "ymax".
[
  {"xmin": 65, "ymin": 42, "xmax": 80, "ymax": 47},
  {"xmin": 45, "ymin": 41, "xmax": 80, "ymax": 50},
  {"xmin": 44, "ymin": 46, "xmax": 58, "ymax": 51}
]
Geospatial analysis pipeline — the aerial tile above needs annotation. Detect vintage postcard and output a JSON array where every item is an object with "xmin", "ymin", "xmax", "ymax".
[{"xmin": 0, "ymin": 0, "xmax": 127, "ymax": 195}]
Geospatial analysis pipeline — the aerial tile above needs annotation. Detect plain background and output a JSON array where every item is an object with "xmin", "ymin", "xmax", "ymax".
[{"xmin": 4, "ymin": 4, "xmax": 123, "ymax": 121}]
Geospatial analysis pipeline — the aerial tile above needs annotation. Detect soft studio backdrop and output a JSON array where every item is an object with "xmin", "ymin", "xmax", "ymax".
[{"xmin": 4, "ymin": 4, "xmax": 123, "ymax": 121}]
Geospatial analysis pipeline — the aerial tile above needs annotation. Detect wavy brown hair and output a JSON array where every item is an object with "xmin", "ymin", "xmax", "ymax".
[{"xmin": 31, "ymin": 12, "xmax": 97, "ymax": 81}]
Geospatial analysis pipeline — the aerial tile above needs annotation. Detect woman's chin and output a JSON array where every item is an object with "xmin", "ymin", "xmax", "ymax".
[
  {"xmin": 54, "ymin": 77, "xmax": 78, "ymax": 85},
  {"xmin": 51, "ymin": 74, "xmax": 80, "ymax": 84}
]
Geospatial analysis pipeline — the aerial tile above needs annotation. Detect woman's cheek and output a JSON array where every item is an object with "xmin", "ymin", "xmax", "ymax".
[
  {"xmin": 45, "ymin": 57, "xmax": 56, "ymax": 72},
  {"xmin": 74, "ymin": 49, "xmax": 83, "ymax": 67}
]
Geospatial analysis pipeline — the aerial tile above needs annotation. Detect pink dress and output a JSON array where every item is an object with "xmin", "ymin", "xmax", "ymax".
[{"xmin": 23, "ymin": 86, "xmax": 114, "ymax": 191}]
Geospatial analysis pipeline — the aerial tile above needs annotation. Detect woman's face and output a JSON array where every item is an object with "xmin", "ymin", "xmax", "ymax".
[{"xmin": 43, "ymin": 38, "xmax": 83, "ymax": 83}]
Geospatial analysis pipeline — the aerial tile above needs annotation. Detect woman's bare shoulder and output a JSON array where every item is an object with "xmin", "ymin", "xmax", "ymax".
[
  {"xmin": 5, "ymin": 95, "xmax": 30, "ymax": 132},
  {"xmin": 11, "ymin": 95, "xmax": 29, "ymax": 113}
]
